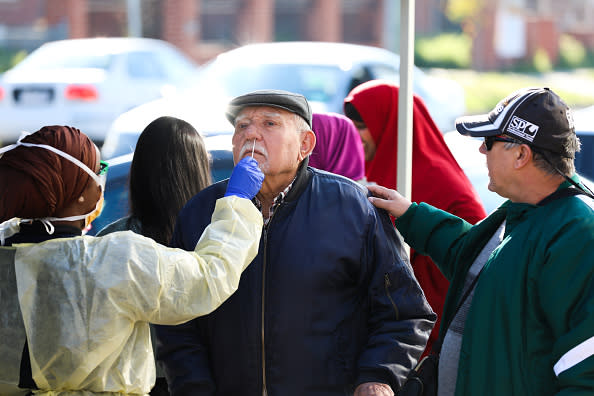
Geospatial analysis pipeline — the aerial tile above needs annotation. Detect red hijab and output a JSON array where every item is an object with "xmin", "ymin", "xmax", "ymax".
[
  {"xmin": 344, "ymin": 80, "xmax": 486, "ymax": 356},
  {"xmin": 344, "ymin": 79, "xmax": 486, "ymax": 223},
  {"xmin": 0, "ymin": 126, "xmax": 97, "ymax": 221}
]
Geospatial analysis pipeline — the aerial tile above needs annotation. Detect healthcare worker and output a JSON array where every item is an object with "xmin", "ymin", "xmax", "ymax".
[{"xmin": 0, "ymin": 125, "xmax": 264, "ymax": 395}]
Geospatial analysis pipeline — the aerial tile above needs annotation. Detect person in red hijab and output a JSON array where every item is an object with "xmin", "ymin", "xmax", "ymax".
[{"xmin": 344, "ymin": 79, "xmax": 487, "ymax": 356}]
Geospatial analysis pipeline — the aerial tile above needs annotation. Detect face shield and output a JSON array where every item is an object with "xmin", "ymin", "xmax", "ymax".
[{"xmin": 0, "ymin": 136, "xmax": 108, "ymax": 244}]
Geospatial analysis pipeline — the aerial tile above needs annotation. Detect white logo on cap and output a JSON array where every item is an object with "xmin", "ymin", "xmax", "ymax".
[{"xmin": 507, "ymin": 116, "xmax": 539, "ymax": 142}]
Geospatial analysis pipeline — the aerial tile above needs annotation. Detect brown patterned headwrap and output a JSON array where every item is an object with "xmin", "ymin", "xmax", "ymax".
[{"xmin": 0, "ymin": 126, "xmax": 98, "ymax": 221}]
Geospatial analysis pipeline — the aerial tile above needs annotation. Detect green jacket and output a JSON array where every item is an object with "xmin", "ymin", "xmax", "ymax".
[{"xmin": 396, "ymin": 180, "xmax": 594, "ymax": 396}]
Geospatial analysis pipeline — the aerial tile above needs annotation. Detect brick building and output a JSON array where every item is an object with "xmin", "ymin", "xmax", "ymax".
[
  {"xmin": 0, "ymin": 0, "xmax": 594, "ymax": 69},
  {"xmin": 471, "ymin": 0, "xmax": 594, "ymax": 70},
  {"xmin": 0, "ymin": 0, "xmax": 446, "ymax": 64}
]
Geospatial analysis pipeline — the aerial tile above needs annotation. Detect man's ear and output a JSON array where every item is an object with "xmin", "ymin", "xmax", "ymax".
[
  {"xmin": 300, "ymin": 130, "xmax": 316, "ymax": 158},
  {"xmin": 514, "ymin": 144, "xmax": 532, "ymax": 169}
]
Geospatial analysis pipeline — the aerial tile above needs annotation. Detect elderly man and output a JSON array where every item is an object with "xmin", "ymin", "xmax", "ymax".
[
  {"xmin": 155, "ymin": 89, "xmax": 436, "ymax": 396},
  {"xmin": 368, "ymin": 87, "xmax": 594, "ymax": 395}
]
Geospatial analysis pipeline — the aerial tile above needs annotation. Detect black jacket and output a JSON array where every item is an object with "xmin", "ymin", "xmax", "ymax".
[{"xmin": 155, "ymin": 163, "xmax": 435, "ymax": 396}]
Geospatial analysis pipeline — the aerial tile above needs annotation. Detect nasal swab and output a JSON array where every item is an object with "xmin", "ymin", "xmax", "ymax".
[{"xmin": 251, "ymin": 139, "xmax": 256, "ymax": 158}]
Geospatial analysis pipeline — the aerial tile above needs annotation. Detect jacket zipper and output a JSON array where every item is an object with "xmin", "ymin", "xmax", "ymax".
[
  {"xmin": 261, "ymin": 202, "xmax": 284, "ymax": 395},
  {"xmin": 261, "ymin": 223, "xmax": 269, "ymax": 396},
  {"xmin": 384, "ymin": 273, "xmax": 400, "ymax": 320}
]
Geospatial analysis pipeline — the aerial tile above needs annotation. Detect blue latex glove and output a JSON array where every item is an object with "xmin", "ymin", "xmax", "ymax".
[{"xmin": 224, "ymin": 157, "xmax": 264, "ymax": 199}]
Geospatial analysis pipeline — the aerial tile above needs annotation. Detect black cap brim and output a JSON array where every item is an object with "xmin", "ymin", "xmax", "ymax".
[{"xmin": 455, "ymin": 113, "xmax": 504, "ymax": 137}]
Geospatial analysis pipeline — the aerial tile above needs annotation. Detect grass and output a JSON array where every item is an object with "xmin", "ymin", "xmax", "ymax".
[{"xmin": 428, "ymin": 68, "xmax": 594, "ymax": 115}]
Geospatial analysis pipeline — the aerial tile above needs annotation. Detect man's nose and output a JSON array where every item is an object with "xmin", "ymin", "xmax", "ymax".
[
  {"xmin": 243, "ymin": 123, "xmax": 261, "ymax": 139},
  {"xmin": 479, "ymin": 141, "xmax": 487, "ymax": 154}
]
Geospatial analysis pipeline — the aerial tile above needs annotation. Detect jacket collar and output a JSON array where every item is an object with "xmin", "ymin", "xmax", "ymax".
[{"xmin": 283, "ymin": 156, "xmax": 312, "ymax": 203}]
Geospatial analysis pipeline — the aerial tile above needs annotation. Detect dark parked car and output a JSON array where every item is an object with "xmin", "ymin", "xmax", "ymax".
[{"xmin": 87, "ymin": 134, "xmax": 234, "ymax": 235}]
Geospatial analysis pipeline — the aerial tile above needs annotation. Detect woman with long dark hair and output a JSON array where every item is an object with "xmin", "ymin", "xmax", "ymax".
[
  {"xmin": 99, "ymin": 116, "xmax": 212, "ymax": 244},
  {"xmin": 98, "ymin": 116, "xmax": 213, "ymax": 394}
]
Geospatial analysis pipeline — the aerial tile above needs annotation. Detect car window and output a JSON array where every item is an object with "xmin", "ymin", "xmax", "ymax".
[
  {"xmin": 347, "ymin": 66, "xmax": 374, "ymax": 94},
  {"xmin": 126, "ymin": 51, "xmax": 166, "ymax": 79},
  {"xmin": 158, "ymin": 47, "xmax": 199, "ymax": 81},
  {"xmin": 366, "ymin": 63, "xmax": 432, "ymax": 99},
  {"xmin": 368, "ymin": 64, "xmax": 399, "ymax": 81},
  {"xmin": 199, "ymin": 62, "xmax": 341, "ymax": 103}
]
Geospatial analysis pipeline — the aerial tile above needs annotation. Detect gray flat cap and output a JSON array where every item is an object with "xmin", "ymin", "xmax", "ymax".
[{"xmin": 225, "ymin": 89, "xmax": 312, "ymax": 128}]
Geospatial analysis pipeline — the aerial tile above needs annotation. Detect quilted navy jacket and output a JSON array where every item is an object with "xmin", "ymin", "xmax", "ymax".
[{"xmin": 155, "ymin": 163, "xmax": 435, "ymax": 396}]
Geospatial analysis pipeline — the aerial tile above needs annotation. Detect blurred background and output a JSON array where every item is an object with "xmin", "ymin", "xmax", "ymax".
[{"xmin": 2, "ymin": 0, "xmax": 594, "ymax": 114}]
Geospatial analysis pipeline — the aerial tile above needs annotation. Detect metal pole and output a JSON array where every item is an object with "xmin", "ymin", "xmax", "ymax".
[{"xmin": 397, "ymin": 0, "xmax": 414, "ymax": 201}]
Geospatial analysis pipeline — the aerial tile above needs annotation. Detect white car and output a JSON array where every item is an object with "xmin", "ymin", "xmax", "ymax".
[
  {"xmin": 193, "ymin": 42, "xmax": 466, "ymax": 132},
  {"xmin": 443, "ymin": 131, "xmax": 506, "ymax": 212},
  {"xmin": 101, "ymin": 41, "xmax": 466, "ymax": 159},
  {"xmin": 0, "ymin": 37, "xmax": 200, "ymax": 145}
]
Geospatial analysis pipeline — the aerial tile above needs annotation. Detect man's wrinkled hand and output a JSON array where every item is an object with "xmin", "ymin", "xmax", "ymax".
[{"xmin": 354, "ymin": 381, "xmax": 394, "ymax": 396}]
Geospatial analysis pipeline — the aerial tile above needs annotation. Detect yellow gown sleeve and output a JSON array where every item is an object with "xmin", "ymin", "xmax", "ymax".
[
  {"xmin": 12, "ymin": 196, "xmax": 262, "ymax": 393},
  {"xmin": 150, "ymin": 195, "xmax": 263, "ymax": 323}
]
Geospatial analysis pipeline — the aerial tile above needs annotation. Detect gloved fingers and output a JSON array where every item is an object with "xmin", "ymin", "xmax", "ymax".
[{"xmin": 225, "ymin": 156, "xmax": 264, "ymax": 199}]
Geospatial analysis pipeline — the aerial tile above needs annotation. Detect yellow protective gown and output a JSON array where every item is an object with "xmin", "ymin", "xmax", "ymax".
[{"xmin": 0, "ymin": 196, "xmax": 262, "ymax": 395}]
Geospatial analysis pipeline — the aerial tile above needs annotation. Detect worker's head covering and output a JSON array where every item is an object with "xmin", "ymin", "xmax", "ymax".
[
  {"xmin": 343, "ymin": 79, "xmax": 486, "ymax": 223},
  {"xmin": 0, "ymin": 126, "xmax": 99, "ymax": 222},
  {"xmin": 309, "ymin": 112, "xmax": 365, "ymax": 181}
]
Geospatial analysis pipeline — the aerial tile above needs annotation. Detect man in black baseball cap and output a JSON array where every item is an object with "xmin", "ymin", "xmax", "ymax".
[
  {"xmin": 456, "ymin": 87, "xmax": 592, "ymax": 198},
  {"xmin": 157, "ymin": 89, "xmax": 436, "ymax": 396},
  {"xmin": 365, "ymin": 87, "xmax": 594, "ymax": 395},
  {"xmin": 456, "ymin": 87, "xmax": 577, "ymax": 159}
]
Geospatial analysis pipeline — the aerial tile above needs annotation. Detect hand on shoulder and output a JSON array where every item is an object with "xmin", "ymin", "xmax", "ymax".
[{"xmin": 367, "ymin": 185, "xmax": 412, "ymax": 219}]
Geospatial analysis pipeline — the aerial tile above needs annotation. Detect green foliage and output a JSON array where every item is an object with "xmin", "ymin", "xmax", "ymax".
[
  {"xmin": 0, "ymin": 48, "xmax": 27, "ymax": 73},
  {"xmin": 436, "ymin": 69, "xmax": 594, "ymax": 115},
  {"xmin": 445, "ymin": 0, "xmax": 482, "ymax": 24},
  {"xmin": 415, "ymin": 33, "xmax": 471, "ymax": 69},
  {"xmin": 12, "ymin": 50, "xmax": 27, "ymax": 66},
  {"xmin": 532, "ymin": 48, "xmax": 553, "ymax": 73},
  {"xmin": 558, "ymin": 34, "xmax": 587, "ymax": 69}
]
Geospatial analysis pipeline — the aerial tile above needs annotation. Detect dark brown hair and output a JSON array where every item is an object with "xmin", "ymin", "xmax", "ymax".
[{"xmin": 129, "ymin": 116, "xmax": 211, "ymax": 245}]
